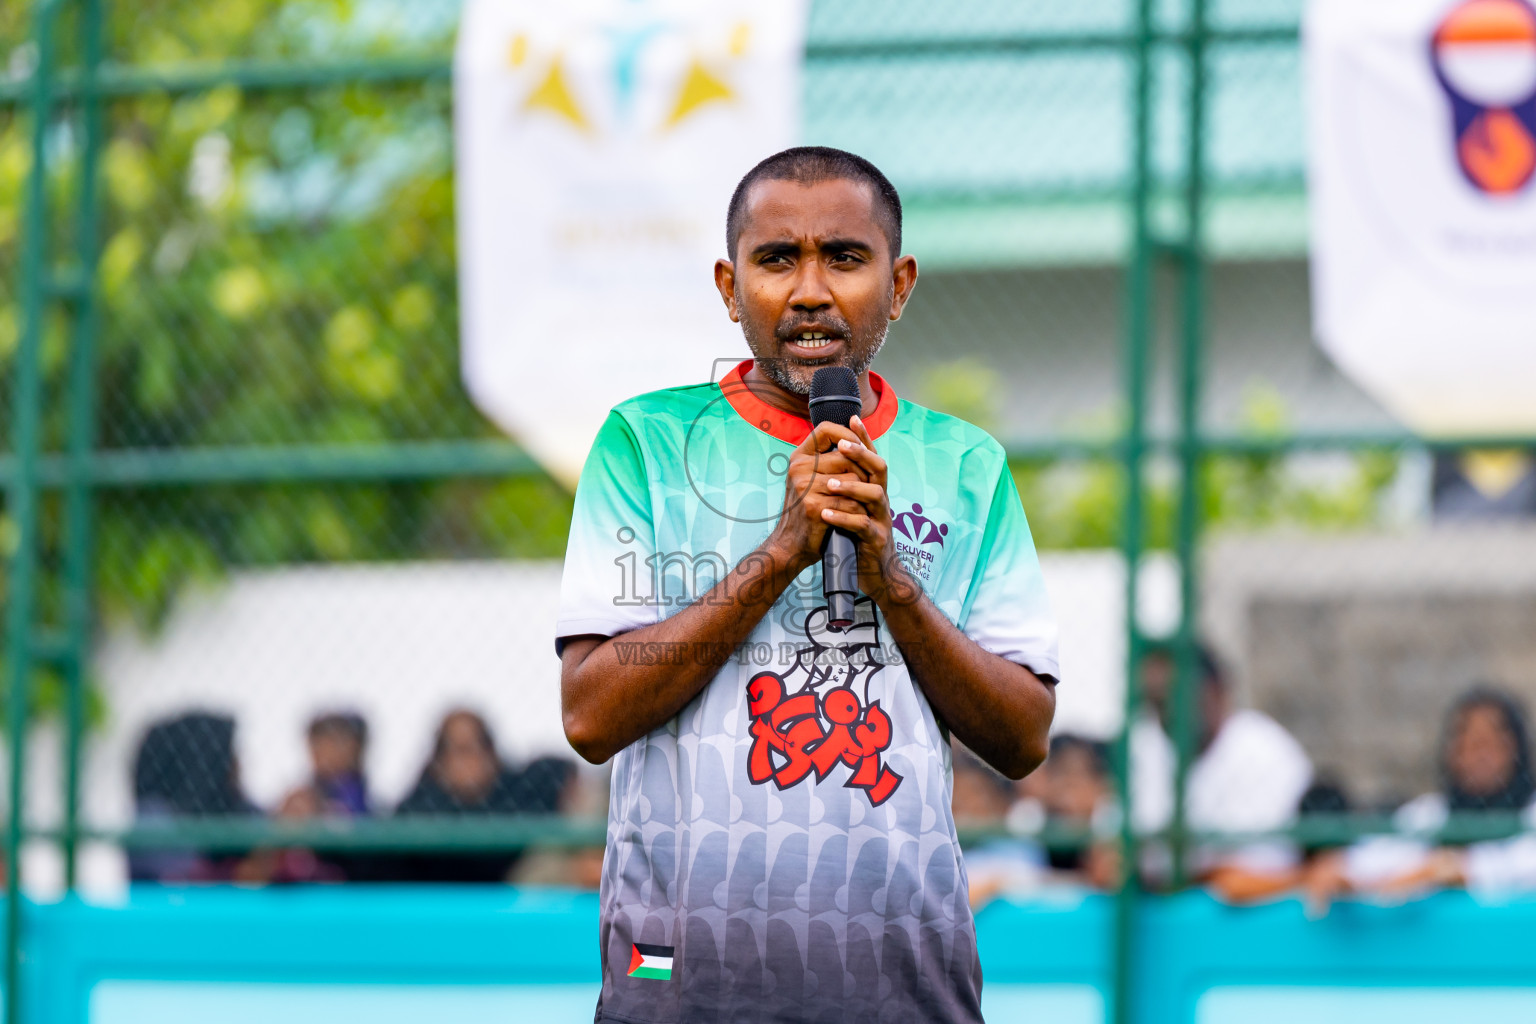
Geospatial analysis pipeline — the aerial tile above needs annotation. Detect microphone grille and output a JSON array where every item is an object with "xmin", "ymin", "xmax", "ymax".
[
  {"xmin": 810, "ymin": 366, "xmax": 859, "ymax": 403},
  {"xmin": 809, "ymin": 366, "xmax": 861, "ymax": 427}
]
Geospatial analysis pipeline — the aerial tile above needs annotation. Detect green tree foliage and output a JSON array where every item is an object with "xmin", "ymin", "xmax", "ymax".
[{"xmin": 3, "ymin": 3, "xmax": 571, "ymax": 637}]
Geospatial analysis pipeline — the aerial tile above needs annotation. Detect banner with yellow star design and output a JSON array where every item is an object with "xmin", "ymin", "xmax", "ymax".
[{"xmin": 456, "ymin": 0, "xmax": 809, "ymax": 485}]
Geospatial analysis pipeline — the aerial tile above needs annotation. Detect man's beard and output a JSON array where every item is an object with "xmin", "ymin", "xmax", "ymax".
[{"xmin": 739, "ymin": 303, "xmax": 890, "ymax": 397}]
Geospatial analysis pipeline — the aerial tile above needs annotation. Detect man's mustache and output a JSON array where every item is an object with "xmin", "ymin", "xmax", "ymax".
[{"xmin": 774, "ymin": 316, "xmax": 853, "ymax": 341}]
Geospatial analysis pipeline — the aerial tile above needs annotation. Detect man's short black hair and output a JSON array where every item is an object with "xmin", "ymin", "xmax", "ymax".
[{"xmin": 725, "ymin": 146, "xmax": 903, "ymax": 261}]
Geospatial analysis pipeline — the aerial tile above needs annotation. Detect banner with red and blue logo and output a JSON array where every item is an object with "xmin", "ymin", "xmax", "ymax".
[{"xmin": 1307, "ymin": 0, "xmax": 1536, "ymax": 436}]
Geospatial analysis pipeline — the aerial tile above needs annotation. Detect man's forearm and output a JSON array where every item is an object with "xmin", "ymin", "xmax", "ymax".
[
  {"xmin": 874, "ymin": 569, "xmax": 1055, "ymax": 779},
  {"xmin": 561, "ymin": 540, "xmax": 802, "ymax": 763}
]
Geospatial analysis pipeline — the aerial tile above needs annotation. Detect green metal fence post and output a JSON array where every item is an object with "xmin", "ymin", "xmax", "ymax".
[
  {"xmin": 7, "ymin": 0, "xmax": 62, "ymax": 1016},
  {"xmin": 59, "ymin": 0, "xmax": 106, "ymax": 893},
  {"xmin": 1112, "ymin": 0, "xmax": 1156, "ymax": 1020},
  {"xmin": 1169, "ymin": 0, "xmax": 1209, "ymax": 892}
]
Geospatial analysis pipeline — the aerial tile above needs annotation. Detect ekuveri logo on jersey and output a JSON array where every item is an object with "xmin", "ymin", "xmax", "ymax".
[{"xmin": 892, "ymin": 502, "xmax": 948, "ymax": 584}]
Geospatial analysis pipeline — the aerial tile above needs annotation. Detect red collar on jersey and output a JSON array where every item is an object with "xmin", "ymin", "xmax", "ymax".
[{"xmin": 719, "ymin": 360, "xmax": 898, "ymax": 446}]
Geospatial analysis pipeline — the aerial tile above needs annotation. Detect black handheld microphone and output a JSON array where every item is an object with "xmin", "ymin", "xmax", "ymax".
[{"xmin": 808, "ymin": 366, "xmax": 862, "ymax": 631}]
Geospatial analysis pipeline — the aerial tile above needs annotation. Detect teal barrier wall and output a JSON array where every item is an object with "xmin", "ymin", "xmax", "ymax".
[{"xmin": 17, "ymin": 888, "xmax": 1536, "ymax": 1023}]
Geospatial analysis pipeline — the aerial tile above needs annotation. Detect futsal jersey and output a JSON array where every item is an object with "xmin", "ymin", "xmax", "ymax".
[{"xmin": 557, "ymin": 361, "xmax": 1059, "ymax": 1023}]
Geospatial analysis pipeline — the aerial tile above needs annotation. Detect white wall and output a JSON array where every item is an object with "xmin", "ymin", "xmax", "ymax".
[{"xmin": 86, "ymin": 562, "xmax": 570, "ymax": 826}]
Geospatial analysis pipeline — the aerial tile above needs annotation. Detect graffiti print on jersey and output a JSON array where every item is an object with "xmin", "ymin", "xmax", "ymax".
[{"xmin": 745, "ymin": 596, "xmax": 903, "ymax": 806}]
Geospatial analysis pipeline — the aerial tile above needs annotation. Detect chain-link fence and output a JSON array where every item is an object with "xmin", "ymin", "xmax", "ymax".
[{"xmin": 8, "ymin": 0, "xmax": 1536, "ymax": 1020}]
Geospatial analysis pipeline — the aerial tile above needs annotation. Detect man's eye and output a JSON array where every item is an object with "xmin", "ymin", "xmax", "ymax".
[{"xmin": 831, "ymin": 252, "xmax": 862, "ymax": 264}]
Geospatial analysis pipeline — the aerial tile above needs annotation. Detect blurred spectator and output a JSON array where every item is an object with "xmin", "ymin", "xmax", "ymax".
[
  {"xmin": 1035, "ymin": 737, "xmax": 1111, "ymax": 853},
  {"xmin": 954, "ymin": 745, "xmax": 1016, "ymax": 826},
  {"xmin": 1034, "ymin": 735, "xmax": 1118, "ymax": 889},
  {"xmin": 232, "ymin": 787, "xmax": 347, "ymax": 885},
  {"xmin": 955, "ymin": 746, "xmax": 1049, "ymax": 908},
  {"xmin": 391, "ymin": 710, "xmax": 575, "ymax": 882},
  {"xmin": 510, "ymin": 763, "xmax": 609, "ymax": 889},
  {"xmin": 256, "ymin": 711, "xmax": 375, "ymax": 883},
  {"xmin": 1131, "ymin": 643, "xmax": 1313, "ymax": 900},
  {"xmin": 1004, "ymin": 753, "xmax": 1051, "ymax": 836},
  {"xmin": 971, "ymin": 735, "xmax": 1119, "ymax": 905},
  {"xmin": 1170, "ymin": 777, "xmax": 1356, "ymax": 906},
  {"xmin": 129, "ymin": 711, "xmax": 257, "ymax": 883},
  {"xmin": 519, "ymin": 754, "xmax": 582, "ymax": 818},
  {"xmin": 1308, "ymin": 685, "xmax": 1536, "ymax": 907},
  {"xmin": 306, "ymin": 712, "xmax": 370, "ymax": 816},
  {"xmin": 1413, "ymin": 686, "xmax": 1534, "ymax": 820}
]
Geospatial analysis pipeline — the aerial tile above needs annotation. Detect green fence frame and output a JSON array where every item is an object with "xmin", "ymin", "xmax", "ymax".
[{"xmin": 8, "ymin": 3, "xmax": 1536, "ymax": 1023}]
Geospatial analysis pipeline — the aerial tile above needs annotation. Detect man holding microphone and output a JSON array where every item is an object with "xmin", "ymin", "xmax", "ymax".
[{"xmin": 558, "ymin": 146, "xmax": 1058, "ymax": 1022}]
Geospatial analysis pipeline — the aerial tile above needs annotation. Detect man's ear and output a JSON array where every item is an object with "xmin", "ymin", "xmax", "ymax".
[
  {"xmin": 888, "ymin": 254, "xmax": 919, "ymax": 321},
  {"xmin": 714, "ymin": 259, "xmax": 740, "ymax": 322}
]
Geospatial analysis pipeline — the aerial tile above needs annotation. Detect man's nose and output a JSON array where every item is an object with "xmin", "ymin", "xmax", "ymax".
[{"xmin": 787, "ymin": 259, "xmax": 833, "ymax": 312}]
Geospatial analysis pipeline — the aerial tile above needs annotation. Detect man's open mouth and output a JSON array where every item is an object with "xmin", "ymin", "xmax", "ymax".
[{"xmin": 781, "ymin": 329, "xmax": 846, "ymax": 359}]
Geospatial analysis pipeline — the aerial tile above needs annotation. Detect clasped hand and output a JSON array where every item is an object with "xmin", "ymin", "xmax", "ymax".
[{"xmin": 766, "ymin": 415, "xmax": 919, "ymax": 609}]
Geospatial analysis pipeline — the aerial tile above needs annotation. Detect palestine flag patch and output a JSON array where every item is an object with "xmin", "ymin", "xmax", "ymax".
[{"xmin": 627, "ymin": 943, "xmax": 674, "ymax": 981}]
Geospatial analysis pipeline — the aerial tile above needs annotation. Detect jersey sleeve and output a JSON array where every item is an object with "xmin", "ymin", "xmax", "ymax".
[
  {"xmin": 957, "ymin": 461, "xmax": 1060, "ymax": 680},
  {"xmin": 555, "ymin": 409, "xmax": 658, "ymax": 653}
]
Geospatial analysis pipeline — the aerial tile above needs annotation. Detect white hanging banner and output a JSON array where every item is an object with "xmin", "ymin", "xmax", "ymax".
[
  {"xmin": 455, "ymin": 0, "xmax": 808, "ymax": 486},
  {"xmin": 1306, "ymin": 0, "xmax": 1536, "ymax": 436}
]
